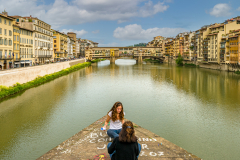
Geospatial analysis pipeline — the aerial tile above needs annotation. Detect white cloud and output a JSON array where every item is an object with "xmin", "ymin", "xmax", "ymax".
[
  {"xmin": 0, "ymin": 0, "xmax": 169, "ymax": 28},
  {"xmin": 237, "ymin": 7, "xmax": 240, "ymax": 11},
  {"xmin": 113, "ymin": 24, "xmax": 187, "ymax": 40},
  {"xmin": 61, "ymin": 29, "xmax": 88, "ymax": 37},
  {"xmin": 92, "ymin": 30, "xmax": 100, "ymax": 34},
  {"xmin": 209, "ymin": 3, "xmax": 231, "ymax": 17}
]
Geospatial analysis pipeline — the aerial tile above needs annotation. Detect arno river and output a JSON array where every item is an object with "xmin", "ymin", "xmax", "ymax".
[{"xmin": 0, "ymin": 59, "xmax": 240, "ymax": 160}]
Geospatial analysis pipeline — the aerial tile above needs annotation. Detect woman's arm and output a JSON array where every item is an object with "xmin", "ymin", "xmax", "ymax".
[
  {"xmin": 103, "ymin": 115, "xmax": 111, "ymax": 129},
  {"xmin": 108, "ymin": 137, "xmax": 117, "ymax": 154}
]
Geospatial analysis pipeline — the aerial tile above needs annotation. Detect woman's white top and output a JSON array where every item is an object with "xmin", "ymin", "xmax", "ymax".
[{"xmin": 108, "ymin": 111, "xmax": 125, "ymax": 130}]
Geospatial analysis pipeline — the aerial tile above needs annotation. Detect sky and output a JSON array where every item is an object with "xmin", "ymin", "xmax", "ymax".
[{"xmin": 1, "ymin": 0, "xmax": 240, "ymax": 47}]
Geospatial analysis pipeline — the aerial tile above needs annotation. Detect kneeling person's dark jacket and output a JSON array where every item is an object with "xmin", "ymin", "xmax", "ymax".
[{"xmin": 108, "ymin": 137, "xmax": 140, "ymax": 160}]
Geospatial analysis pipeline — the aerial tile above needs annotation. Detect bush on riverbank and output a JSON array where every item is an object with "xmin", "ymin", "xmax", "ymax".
[
  {"xmin": 91, "ymin": 59, "xmax": 106, "ymax": 63},
  {"xmin": 176, "ymin": 54, "xmax": 183, "ymax": 66},
  {"xmin": 144, "ymin": 59, "xmax": 160, "ymax": 63},
  {"xmin": 235, "ymin": 71, "xmax": 240, "ymax": 74},
  {"xmin": 184, "ymin": 63, "xmax": 197, "ymax": 67},
  {"xmin": 0, "ymin": 62, "xmax": 91, "ymax": 100}
]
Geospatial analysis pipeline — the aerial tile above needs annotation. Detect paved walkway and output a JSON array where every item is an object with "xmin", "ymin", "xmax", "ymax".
[{"xmin": 37, "ymin": 116, "xmax": 201, "ymax": 160}]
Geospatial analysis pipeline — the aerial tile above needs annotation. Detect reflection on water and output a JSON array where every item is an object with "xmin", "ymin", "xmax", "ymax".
[{"xmin": 0, "ymin": 59, "xmax": 240, "ymax": 160}]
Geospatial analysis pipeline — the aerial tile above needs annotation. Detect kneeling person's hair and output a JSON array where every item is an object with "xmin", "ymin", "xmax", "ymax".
[{"xmin": 119, "ymin": 121, "xmax": 137, "ymax": 143}]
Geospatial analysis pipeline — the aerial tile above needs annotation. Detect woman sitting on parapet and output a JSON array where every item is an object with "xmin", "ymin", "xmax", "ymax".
[
  {"xmin": 102, "ymin": 102, "xmax": 125, "ymax": 139},
  {"xmin": 107, "ymin": 121, "xmax": 141, "ymax": 160}
]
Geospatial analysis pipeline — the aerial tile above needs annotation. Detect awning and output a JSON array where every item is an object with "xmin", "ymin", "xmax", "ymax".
[
  {"xmin": 14, "ymin": 62, "xmax": 21, "ymax": 64},
  {"xmin": 25, "ymin": 62, "xmax": 31, "ymax": 64},
  {"xmin": 21, "ymin": 62, "xmax": 25, "ymax": 64},
  {"xmin": 60, "ymin": 58, "xmax": 64, "ymax": 60},
  {"xmin": 45, "ymin": 60, "xmax": 49, "ymax": 62}
]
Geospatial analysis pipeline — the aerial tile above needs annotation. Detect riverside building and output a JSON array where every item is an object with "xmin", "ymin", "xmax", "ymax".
[
  {"xmin": 13, "ymin": 24, "xmax": 20, "ymax": 68},
  {"xmin": 12, "ymin": 15, "xmax": 53, "ymax": 64},
  {"xmin": 19, "ymin": 27, "xmax": 34, "ymax": 67},
  {"xmin": 53, "ymin": 30, "xmax": 68, "ymax": 62},
  {"xmin": 67, "ymin": 32, "xmax": 76, "ymax": 58},
  {"xmin": 0, "ymin": 11, "xmax": 14, "ymax": 70}
]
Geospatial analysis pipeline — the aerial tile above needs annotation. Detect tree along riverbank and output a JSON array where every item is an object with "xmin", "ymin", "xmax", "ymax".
[{"xmin": 0, "ymin": 62, "xmax": 91, "ymax": 100}]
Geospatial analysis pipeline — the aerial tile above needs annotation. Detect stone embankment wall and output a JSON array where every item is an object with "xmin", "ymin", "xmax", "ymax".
[
  {"xmin": 166, "ymin": 58, "xmax": 240, "ymax": 72},
  {"xmin": 0, "ymin": 59, "xmax": 86, "ymax": 87}
]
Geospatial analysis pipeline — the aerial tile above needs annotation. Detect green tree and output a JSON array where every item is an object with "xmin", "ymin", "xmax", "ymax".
[{"xmin": 176, "ymin": 53, "xmax": 183, "ymax": 66}]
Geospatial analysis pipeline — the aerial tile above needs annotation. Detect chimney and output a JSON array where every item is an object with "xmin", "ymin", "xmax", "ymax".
[{"xmin": 2, "ymin": 10, "xmax": 8, "ymax": 16}]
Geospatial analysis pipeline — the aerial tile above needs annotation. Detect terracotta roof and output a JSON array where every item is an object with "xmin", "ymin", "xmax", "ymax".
[
  {"xmin": 67, "ymin": 32, "xmax": 76, "ymax": 34},
  {"xmin": 9, "ymin": 15, "xmax": 21, "ymax": 18},
  {"xmin": 0, "ymin": 13, "xmax": 15, "ymax": 20},
  {"xmin": 229, "ymin": 36, "xmax": 238, "ymax": 38},
  {"xmin": 19, "ymin": 27, "xmax": 33, "ymax": 32},
  {"xmin": 210, "ymin": 24, "xmax": 224, "ymax": 29}
]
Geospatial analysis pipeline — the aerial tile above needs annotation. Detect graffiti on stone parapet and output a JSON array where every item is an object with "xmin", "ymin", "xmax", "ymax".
[
  {"xmin": 88, "ymin": 153, "xmax": 110, "ymax": 160},
  {"xmin": 140, "ymin": 144, "xmax": 164, "ymax": 157}
]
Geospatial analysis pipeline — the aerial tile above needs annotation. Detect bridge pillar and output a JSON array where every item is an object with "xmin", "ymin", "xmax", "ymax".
[
  {"xmin": 137, "ymin": 56, "xmax": 142, "ymax": 64},
  {"xmin": 110, "ymin": 57, "xmax": 115, "ymax": 64}
]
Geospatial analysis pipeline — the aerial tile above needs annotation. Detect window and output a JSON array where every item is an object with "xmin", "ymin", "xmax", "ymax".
[
  {"xmin": 0, "ymin": 28, "xmax": 1, "ymax": 34},
  {"xmin": 14, "ymin": 35, "xmax": 16, "ymax": 41},
  {"xmin": 54, "ymin": 45, "xmax": 56, "ymax": 47},
  {"xmin": 4, "ymin": 39, "xmax": 7, "ymax": 45},
  {"xmin": 0, "ymin": 18, "xmax": 1, "ymax": 23},
  {"xmin": 9, "ymin": 40, "xmax": 12, "ymax": 46},
  {"xmin": 4, "ymin": 29, "xmax": 7, "ymax": 35},
  {"xmin": 4, "ymin": 19, "xmax": 6, "ymax": 24},
  {"xmin": 17, "ymin": 44, "xmax": 19, "ymax": 50},
  {"xmin": 14, "ymin": 44, "xmax": 16, "ymax": 50},
  {"xmin": 9, "ymin": 21, "xmax": 11, "ymax": 26},
  {"xmin": 17, "ymin": 36, "xmax": 19, "ymax": 41},
  {"xmin": 0, "ymin": 38, "xmax": 2, "ymax": 45}
]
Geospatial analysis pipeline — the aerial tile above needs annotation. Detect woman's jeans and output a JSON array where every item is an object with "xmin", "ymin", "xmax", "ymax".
[
  {"xmin": 107, "ymin": 129, "xmax": 122, "ymax": 138},
  {"xmin": 107, "ymin": 142, "xmax": 142, "ymax": 158}
]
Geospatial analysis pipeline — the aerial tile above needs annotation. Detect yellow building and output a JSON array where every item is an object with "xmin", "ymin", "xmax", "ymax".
[
  {"xmin": 13, "ymin": 24, "xmax": 20, "ymax": 67},
  {"xmin": 0, "ymin": 11, "xmax": 14, "ymax": 70},
  {"xmin": 19, "ymin": 27, "xmax": 34, "ymax": 67},
  {"xmin": 53, "ymin": 30, "xmax": 68, "ymax": 61}
]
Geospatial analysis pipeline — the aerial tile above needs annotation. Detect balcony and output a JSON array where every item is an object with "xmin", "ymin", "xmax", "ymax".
[
  {"xmin": 0, "ymin": 55, "xmax": 14, "ymax": 60},
  {"xmin": 220, "ymin": 46, "xmax": 225, "ymax": 49},
  {"xmin": 14, "ymin": 58, "xmax": 21, "ymax": 61},
  {"xmin": 38, "ymin": 55, "xmax": 52, "ymax": 58},
  {"xmin": 61, "ymin": 43, "xmax": 64, "ymax": 46}
]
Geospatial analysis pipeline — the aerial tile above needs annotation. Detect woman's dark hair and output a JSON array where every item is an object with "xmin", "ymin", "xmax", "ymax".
[
  {"xmin": 108, "ymin": 101, "xmax": 124, "ymax": 122},
  {"xmin": 119, "ymin": 121, "xmax": 137, "ymax": 143}
]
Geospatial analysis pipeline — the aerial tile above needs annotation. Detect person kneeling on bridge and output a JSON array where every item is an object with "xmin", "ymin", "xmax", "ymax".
[
  {"xmin": 102, "ymin": 102, "xmax": 125, "ymax": 139},
  {"xmin": 107, "ymin": 121, "xmax": 141, "ymax": 160}
]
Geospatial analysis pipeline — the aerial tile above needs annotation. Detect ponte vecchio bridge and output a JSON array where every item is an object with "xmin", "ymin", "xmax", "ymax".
[{"xmin": 85, "ymin": 47, "xmax": 166, "ymax": 63}]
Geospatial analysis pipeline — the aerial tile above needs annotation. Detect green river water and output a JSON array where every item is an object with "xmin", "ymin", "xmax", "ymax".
[{"xmin": 0, "ymin": 59, "xmax": 240, "ymax": 160}]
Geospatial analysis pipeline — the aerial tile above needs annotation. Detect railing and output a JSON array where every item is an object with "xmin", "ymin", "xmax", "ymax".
[
  {"xmin": 220, "ymin": 46, "xmax": 225, "ymax": 49},
  {"xmin": 38, "ymin": 55, "xmax": 52, "ymax": 58},
  {"xmin": 0, "ymin": 55, "xmax": 14, "ymax": 60},
  {"xmin": 14, "ymin": 58, "xmax": 21, "ymax": 61}
]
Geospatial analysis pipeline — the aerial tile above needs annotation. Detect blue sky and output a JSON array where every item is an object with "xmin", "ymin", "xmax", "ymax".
[{"xmin": 1, "ymin": 0, "xmax": 240, "ymax": 46}]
